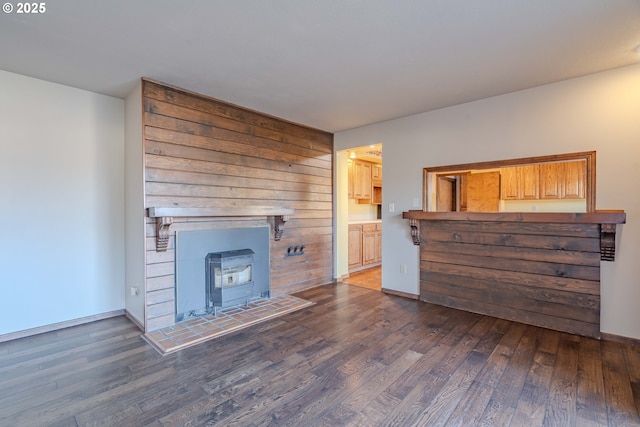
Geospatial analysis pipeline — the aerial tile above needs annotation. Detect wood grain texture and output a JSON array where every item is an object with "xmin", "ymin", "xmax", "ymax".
[
  {"xmin": 141, "ymin": 80, "xmax": 334, "ymax": 331},
  {"xmin": 416, "ymin": 219, "xmax": 602, "ymax": 338},
  {"xmin": 462, "ymin": 171, "xmax": 500, "ymax": 212},
  {"xmin": 402, "ymin": 210, "xmax": 626, "ymax": 224},
  {"xmin": 1, "ymin": 284, "xmax": 638, "ymax": 426}
]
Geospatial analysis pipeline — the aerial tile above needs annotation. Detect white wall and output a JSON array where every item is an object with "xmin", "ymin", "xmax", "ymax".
[
  {"xmin": 0, "ymin": 70, "xmax": 125, "ymax": 335},
  {"xmin": 124, "ymin": 81, "xmax": 145, "ymax": 326},
  {"xmin": 335, "ymin": 63, "xmax": 640, "ymax": 340}
]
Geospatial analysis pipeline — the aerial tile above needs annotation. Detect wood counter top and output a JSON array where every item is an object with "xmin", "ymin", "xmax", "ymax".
[
  {"xmin": 348, "ymin": 219, "xmax": 382, "ymax": 225},
  {"xmin": 402, "ymin": 210, "xmax": 625, "ymax": 224}
]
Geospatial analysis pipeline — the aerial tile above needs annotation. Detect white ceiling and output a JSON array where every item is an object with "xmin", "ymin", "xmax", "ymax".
[{"xmin": 1, "ymin": 0, "xmax": 639, "ymax": 132}]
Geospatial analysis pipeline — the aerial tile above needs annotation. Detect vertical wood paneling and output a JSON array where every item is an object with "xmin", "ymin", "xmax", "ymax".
[
  {"xmin": 141, "ymin": 79, "xmax": 334, "ymax": 331},
  {"xmin": 418, "ymin": 220, "xmax": 601, "ymax": 338}
]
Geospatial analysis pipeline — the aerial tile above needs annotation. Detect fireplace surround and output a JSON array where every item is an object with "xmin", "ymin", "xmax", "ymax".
[
  {"xmin": 175, "ymin": 226, "xmax": 270, "ymax": 323},
  {"xmin": 144, "ymin": 205, "xmax": 294, "ymax": 331}
]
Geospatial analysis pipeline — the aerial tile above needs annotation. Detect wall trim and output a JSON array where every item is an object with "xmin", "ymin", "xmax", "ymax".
[
  {"xmin": 382, "ymin": 288, "xmax": 419, "ymax": 300},
  {"xmin": 601, "ymin": 332, "xmax": 640, "ymax": 347},
  {"xmin": 0, "ymin": 310, "xmax": 125, "ymax": 343},
  {"xmin": 125, "ymin": 310, "xmax": 145, "ymax": 332}
]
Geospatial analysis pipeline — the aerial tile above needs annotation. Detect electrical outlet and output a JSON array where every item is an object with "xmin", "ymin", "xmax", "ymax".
[
  {"xmin": 400, "ymin": 264, "xmax": 407, "ymax": 274},
  {"xmin": 286, "ymin": 245, "xmax": 305, "ymax": 257}
]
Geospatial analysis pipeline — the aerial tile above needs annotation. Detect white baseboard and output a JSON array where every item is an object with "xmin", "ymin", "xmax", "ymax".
[{"xmin": 0, "ymin": 309, "xmax": 125, "ymax": 343}]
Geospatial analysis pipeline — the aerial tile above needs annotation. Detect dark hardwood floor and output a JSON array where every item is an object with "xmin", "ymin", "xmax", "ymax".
[{"xmin": 1, "ymin": 283, "xmax": 639, "ymax": 426}]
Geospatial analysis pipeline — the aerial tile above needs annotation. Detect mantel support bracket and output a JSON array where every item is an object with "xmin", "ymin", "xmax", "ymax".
[
  {"xmin": 600, "ymin": 223, "xmax": 617, "ymax": 261},
  {"xmin": 409, "ymin": 219, "xmax": 420, "ymax": 245},
  {"xmin": 274, "ymin": 215, "xmax": 289, "ymax": 241},
  {"xmin": 155, "ymin": 217, "xmax": 173, "ymax": 252}
]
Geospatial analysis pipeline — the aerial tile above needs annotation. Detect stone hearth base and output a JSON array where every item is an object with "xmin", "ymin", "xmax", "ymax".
[{"xmin": 143, "ymin": 294, "xmax": 314, "ymax": 355}]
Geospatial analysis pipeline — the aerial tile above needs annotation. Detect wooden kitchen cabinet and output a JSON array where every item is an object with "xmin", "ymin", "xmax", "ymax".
[
  {"xmin": 348, "ymin": 159, "xmax": 382, "ymax": 204},
  {"xmin": 520, "ymin": 165, "xmax": 540, "ymax": 199},
  {"xmin": 372, "ymin": 164, "xmax": 382, "ymax": 182},
  {"xmin": 362, "ymin": 231, "xmax": 377, "ymax": 265},
  {"xmin": 371, "ymin": 185, "xmax": 382, "ymax": 205},
  {"xmin": 540, "ymin": 160, "xmax": 586, "ymax": 199},
  {"xmin": 375, "ymin": 226, "xmax": 382, "ymax": 263},
  {"xmin": 362, "ymin": 223, "xmax": 378, "ymax": 265},
  {"xmin": 348, "ymin": 224, "xmax": 363, "ymax": 270},
  {"xmin": 501, "ymin": 161, "xmax": 586, "ymax": 201},
  {"xmin": 371, "ymin": 163, "xmax": 382, "ymax": 205},
  {"xmin": 347, "ymin": 160, "xmax": 354, "ymax": 199},
  {"xmin": 500, "ymin": 164, "xmax": 540, "ymax": 200},
  {"xmin": 539, "ymin": 162, "xmax": 563, "ymax": 199},
  {"xmin": 348, "ymin": 222, "xmax": 382, "ymax": 273},
  {"xmin": 353, "ymin": 160, "xmax": 372, "ymax": 200},
  {"xmin": 500, "ymin": 167, "xmax": 519, "ymax": 200},
  {"xmin": 562, "ymin": 160, "xmax": 586, "ymax": 199}
]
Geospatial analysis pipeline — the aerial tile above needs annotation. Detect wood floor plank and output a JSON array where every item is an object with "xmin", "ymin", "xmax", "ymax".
[
  {"xmin": 0, "ymin": 282, "xmax": 638, "ymax": 426},
  {"xmin": 414, "ymin": 350, "xmax": 488, "ymax": 426},
  {"xmin": 443, "ymin": 380, "xmax": 496, "ymax": 426},
  {"xmin": 623, "ymin": 344, "xmax": 640, "ymax": 419},
  {"xmin": 474, "ymin": 322, "xmax": 527, "ymax": 388},
  {"xmin": 601, "ymin": 343, "xmax": 640, "ymax": 426},
  {"xmin": 576, "ymin": 338, "xmax": 609, "ymax": 426},
  {"xmin": 543, "ymin": 333, "xmax": 580, "ymax": 426},
  {"xmin": 510, "ymin": 329, "xmax": 556, "ymax": 426},
  {"xmin": 340, "ymin": 349, "xmax": 424, "ymax": 414}
]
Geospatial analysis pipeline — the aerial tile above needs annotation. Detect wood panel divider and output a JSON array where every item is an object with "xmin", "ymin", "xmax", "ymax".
[{"xmin": 401, "ymin": 210, "xmax": 626, "ymax": 338}]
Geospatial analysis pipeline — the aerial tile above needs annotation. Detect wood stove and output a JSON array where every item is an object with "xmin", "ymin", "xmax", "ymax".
[{"xmin": 206, "ymin": 248, "xmax": 261, "ymax": 314}]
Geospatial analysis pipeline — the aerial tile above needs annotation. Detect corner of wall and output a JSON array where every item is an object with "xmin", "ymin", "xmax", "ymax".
[{"xmin": 124, "ymin": 80, "xmax": 145, "ymax": 326}]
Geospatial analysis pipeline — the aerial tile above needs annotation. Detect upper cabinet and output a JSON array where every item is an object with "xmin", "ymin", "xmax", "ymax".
[
  {"xmin": 348, "ymin": 159, "xmax": 354, "ymax": 199},
  {"xmin": 540, "ymin": 160, "xmax": 586, "ymax": 199},
  {"xmin": 353, "ymin": 159, "xmax": 372, "ymax": 200},
  {"xmin": 501, "ymin": 160, "xmax": 586, "ymax": 201},
  {"xmin": 349, "ymin": 159, "xmax": 381, "ymax": 204},
  {"xmin": 371, "ymin": 164, "xmax": 382, "ymax": 205},
  {"xmin": 501, "ymin": 165, "xmax": 540, "ymax": 200},
  {"xmin": 372, "ymin": 164, "xmax": 382, "ymax": 183}
]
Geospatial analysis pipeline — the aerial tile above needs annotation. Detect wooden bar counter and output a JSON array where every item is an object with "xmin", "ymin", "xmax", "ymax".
[{"xmin": 402, "ymin": 210, "xmax": 625, "ymax": 338}]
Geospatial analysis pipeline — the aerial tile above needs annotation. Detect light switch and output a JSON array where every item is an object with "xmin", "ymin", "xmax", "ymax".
[{"xmin": 389, "ymin": 203, "xmax": 395, "ymax": 213}]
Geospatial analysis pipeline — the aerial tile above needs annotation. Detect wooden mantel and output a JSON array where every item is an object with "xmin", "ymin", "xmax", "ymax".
[
  {"xmin": 402, "ymin": 210, "xmax": 626, "ymax": 261},
  {"xmin": 147, "ymin": 206, "xmax": 294, "ymax": 251}
]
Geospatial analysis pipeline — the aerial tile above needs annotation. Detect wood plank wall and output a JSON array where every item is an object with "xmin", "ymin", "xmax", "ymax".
[
  {"xmin": 418, "ymin": 220, "xmax": 601, "ymax": 338},
  {"xmin": 142, "ymin": 80, "xmax": 334, "ymax": 331}
]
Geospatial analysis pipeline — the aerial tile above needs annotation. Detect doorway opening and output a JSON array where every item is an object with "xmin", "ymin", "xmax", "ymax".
[{"xmin": 336, "ymin": 143, "xmax": 382, "ymax": 291}]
